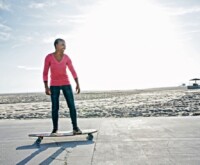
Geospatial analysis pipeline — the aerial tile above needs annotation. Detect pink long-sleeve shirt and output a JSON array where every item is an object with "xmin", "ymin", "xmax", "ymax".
[{"xmin": 43, "ymin": 53, "xmax": 78, "ymax": 86}]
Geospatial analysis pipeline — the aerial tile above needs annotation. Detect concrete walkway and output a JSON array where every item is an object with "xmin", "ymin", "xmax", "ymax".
[{"xmin": 1, "ymin": 117, "xmax": 200, "ymax": 165}]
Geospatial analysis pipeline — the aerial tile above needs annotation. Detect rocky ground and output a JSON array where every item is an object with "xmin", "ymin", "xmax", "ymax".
[{"xmin": 0, "ymin": 87, "xmax": 200, "ymax": 119}]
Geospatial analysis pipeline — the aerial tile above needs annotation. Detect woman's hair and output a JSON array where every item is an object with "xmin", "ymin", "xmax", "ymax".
[{"xmin": 54, "ymin": 38, "xmax": 65, "ymax": 48}]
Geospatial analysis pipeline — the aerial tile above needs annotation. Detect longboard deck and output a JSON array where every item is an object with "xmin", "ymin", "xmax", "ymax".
[{"xmin": 29, "ymin": 129, "xmax": 97, "ymax": 137}]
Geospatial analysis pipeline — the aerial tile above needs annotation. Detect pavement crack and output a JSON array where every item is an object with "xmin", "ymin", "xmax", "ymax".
[
  {"xmin": 52, "ymin": 140, "xmax": 70, "ymax": 165},
  {"xmin": 91, "ymin": 122, "xmax": 101, "ymax": 165},
  {"xmin": 91, "ymin": 132, "xmax": 99, "ymax": 165}
]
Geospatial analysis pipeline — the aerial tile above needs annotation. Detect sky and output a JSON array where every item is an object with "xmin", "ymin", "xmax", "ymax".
[{"xmin": 0, "ymin": 0, "xmax": 200, "ymax": 93}]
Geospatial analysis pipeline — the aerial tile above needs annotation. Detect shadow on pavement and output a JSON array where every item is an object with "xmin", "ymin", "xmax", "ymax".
[{"xmin": 16, "ymin": 140, "xmax": 94, "ymax": 165}]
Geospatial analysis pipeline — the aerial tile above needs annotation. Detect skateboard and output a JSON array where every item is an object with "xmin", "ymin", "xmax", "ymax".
[{"xmin": 28, "ymin": 129, "xmax": 97, "ymax": 146}]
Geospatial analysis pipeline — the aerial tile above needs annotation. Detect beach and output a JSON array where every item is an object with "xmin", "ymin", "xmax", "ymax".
[{"xmin": 0, "ymin": 87, "xmax": 200, "ymax": 119}]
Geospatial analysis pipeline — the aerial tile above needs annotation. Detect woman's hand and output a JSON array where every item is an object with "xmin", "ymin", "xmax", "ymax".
[
  {"xmin": 76, "ymin": 84, "xmax": 80, "ymax": 94},
  {"xmin": 45, "ymin": 87, "xmax": 51, "ymax": 95}
]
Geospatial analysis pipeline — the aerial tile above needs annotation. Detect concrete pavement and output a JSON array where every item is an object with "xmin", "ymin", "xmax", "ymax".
[{"xmin": 1, "ymin": 117, "xmax": 200, "ymax": 165}]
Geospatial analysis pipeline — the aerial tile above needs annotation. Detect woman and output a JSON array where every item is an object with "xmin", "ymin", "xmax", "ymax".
[{"xmin": 43, "ymin": 38, "xmax": 82, "ymax": 135}]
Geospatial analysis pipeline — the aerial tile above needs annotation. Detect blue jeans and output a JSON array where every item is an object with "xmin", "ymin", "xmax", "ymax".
[{"xmin": 50, "ymin": 85, "xmax": 78, "ymax": 130}]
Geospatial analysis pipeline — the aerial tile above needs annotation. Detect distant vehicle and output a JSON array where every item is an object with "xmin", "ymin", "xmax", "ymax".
[{"xmin": 187, "ymin": 78, "xmax": 200, "ymax": 89}]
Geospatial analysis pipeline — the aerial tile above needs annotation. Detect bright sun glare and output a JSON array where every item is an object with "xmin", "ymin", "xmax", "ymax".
[{"xmin": 67, "ymin": 0, "xmax": 196, "ymax": 90}]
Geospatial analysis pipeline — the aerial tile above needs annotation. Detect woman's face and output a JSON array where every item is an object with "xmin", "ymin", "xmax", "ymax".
[{"xmin": 56, "ymin": 41, "xmax": 66, "ymax": 51}]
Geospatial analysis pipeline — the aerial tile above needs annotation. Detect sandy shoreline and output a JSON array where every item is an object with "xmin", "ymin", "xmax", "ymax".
[{"xmin": 0, "ymin": 87, "xmax": 200, "ymax": 119}]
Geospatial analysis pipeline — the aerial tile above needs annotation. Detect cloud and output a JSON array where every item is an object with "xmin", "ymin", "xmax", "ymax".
[
  {"xmin": 57, "ymin": 14, "xmax": 87, "ymax": 24},
  {"xmin": 181, "ymin": 30, "xmax": 200, "ymax": 35},
  {"xmin": 17, "ymin": 65, "xmax": 41, "ymax": 71},
  {"xmin": 28, "ymin": 12, "xmax": 87, "ymax": 26},
  {"xmin": 68, "ymin": 18, "xmax": 86, "ymax": 23},
  {"xmin": 163, "ymin": 6, "xmax": 200, "ymax": 15},
  {"xmin": 42, "ymin": 33, "xmax": 75, "ymax": 43},
  {"xmin": 59, "ymin": 0, "xmax": 97, "ymax": 7},
  {"xmin": 0, "ymin": 0, "xmax": 10, "ymax": 11},
  {"xmin": 11, "ymin": 44, "xmax": 24, "ymax": 49},
  {"xmin": 0, "ymin": 31, "xmax": 11, "ymax": 41},
  {"xmin": 19, "ymin": 36, "xmax": 33, "ymax": 42},
  {"xmin": 29, "ymin": 1, "xmax": 56, "ymax": 9},
  {"xmin": 0, "ymin": 23, "xmax": 12, "ymax": 41},
  {"xmin": 11, "ymin": 36, "xmax": 33, "ymax": 48},
  {"xmin": 42, "ymin": 37, "xmax": 55, "ymax": 44},
  {"xmin": 0, "ymin": 23, "xmax": 12, "ymax": 31}
]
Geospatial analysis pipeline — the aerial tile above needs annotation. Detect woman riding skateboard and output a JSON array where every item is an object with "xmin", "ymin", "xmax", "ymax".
[{"xmin": 43, "ymin": 38, "xmax": 82, "ymax": 135}]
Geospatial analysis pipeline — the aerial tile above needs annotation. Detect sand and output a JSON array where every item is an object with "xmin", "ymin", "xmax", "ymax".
[{"xmin": 0, "ymin": 87, "xmax": 200, "ymax": 119}]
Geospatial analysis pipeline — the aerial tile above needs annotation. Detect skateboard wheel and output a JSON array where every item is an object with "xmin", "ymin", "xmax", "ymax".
[
  {"xmin": 35, "ymin": 136, "xmax": 43, "ymax": 146},
  {"xmin": 87, "ymin": 133, "xmax": 93, "ymax": 140}
]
